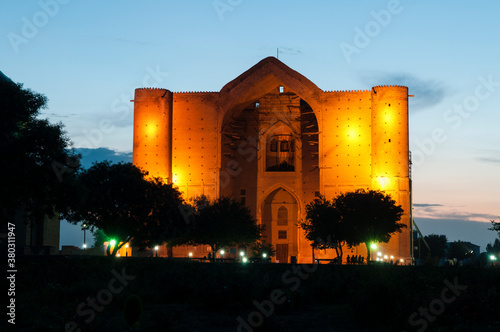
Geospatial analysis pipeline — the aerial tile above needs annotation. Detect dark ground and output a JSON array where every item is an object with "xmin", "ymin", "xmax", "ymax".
[{"xmin": 5, "ymin": 256, "xmax": 500, "ymax": 331}]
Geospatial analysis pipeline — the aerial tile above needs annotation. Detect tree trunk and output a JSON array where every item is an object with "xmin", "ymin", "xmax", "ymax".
[
  {"xmin": 338, "ymin": 243, "xmax": 343, "ymax": 265},
  {"xmin": 210, "ymin": 244, "xmax": 217, "ymax": 263},
  {"xmin": 365, "ymin": 242, "xmax": 371, "ymax": 263}
]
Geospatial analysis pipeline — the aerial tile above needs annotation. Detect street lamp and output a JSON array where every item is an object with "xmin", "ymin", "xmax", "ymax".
[
  {"xmin": 239, "ymin": 251, "xmax": 245, "ymax": 257},
  {"xmin": 81, "ymin": 222, "xmax": 89, "ymax": 249},
  {"xmin": 262, "ymin": 253, "xmax": 267, "ymax": 259},
  {"xmin": 242, "ymin": 257, "xmax": 248, "ymax": 263},
  {"xmin": 490, "ymin": 255, "xmax": 497, "ymax": 261},
  {"xmin": 188, "ymin": 252, "xmax": 193, "ymax": 258},
  {"xmin": 154, "ymin": 245, "xmax": 159, "ymax": 257},
  {"xmin": 125, "ymin": 243, "xmax": 129, "ymax": 257}
]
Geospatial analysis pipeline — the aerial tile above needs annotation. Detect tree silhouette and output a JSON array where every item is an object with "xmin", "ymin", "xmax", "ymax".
[
  {"xmin": 447, "ymin": 241, "xmax": 470, "ymax": 262},
  {"xmin": 250, "ymin": 241, "xmax": 275, "ymax": 261},
  {"xmin": 300, "ymin": 195, "xmax": 351, "ymax": 263},
  {"xmin": 486, "ymin": 238, "xmax": 500, "ymax": 255},
  {"xmin": 334, "ymin": 189, "xmax": 405, "ymax": 262},
  {"xmin": 489, "ymin": 217, "xmax": 500, "ymax": 236},
  {"xmin": 65, "ymin": 161, "xmax": 184, "ymax": 256},
  {"xmin": 0, "ymin": 76, "xmax": 80, "ymax": 228},
  {"xmin": 420, "ymin": 234, "xmax": 448, "ymax": 261},
  {"xmin": 174, "ymin": 196, "xmax": 262, "ymax": 262}
]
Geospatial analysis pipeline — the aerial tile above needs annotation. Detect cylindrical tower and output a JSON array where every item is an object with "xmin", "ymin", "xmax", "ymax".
[
  {"xmin": 371, "ymin": 85, "xmax": 409, "ymax": 190},
  {"xmin": 133, "ymin": 88, "xmax": 173, "ymax": 183},
  {"xmin": 371, "ymin": 85, "xmax": 411, "ymax": 261}
]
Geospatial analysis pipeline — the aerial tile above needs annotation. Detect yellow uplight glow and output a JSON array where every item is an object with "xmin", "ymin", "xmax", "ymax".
[
  {"xmin": 384, "ymin": 112, "xmax": 392, "ymax": 123},
  {"xmin": 347, "ymin": 129, "xmax": 358, "ymax": 139},
  {"xmin": 377, "ymin": 176, "xmax": 390, "ymax": 190},
  {"xmin": 146, "ymin": 123, "xmax": 158, "ymax": 137}
]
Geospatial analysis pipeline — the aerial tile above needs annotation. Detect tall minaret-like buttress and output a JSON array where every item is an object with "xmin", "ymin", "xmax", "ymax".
[
  {"xmin": 370, "ymin": 85, "xmax": 409, "ymax": 191},
  {"xmin": 133, "ymin": 88, "xmax": 173, "ymax": 183}
]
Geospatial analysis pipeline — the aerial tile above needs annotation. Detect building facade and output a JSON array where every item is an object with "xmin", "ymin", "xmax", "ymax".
[{"xmin": 132, "ymin": 57, "xmax": 412, "ymax": 263}]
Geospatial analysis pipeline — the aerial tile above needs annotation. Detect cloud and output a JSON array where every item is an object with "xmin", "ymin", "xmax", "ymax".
[
  {"xmin": 43, "ymin": 112, "xmax": 78, "ymax": 118},
  {"xmin": 278, "ymin": 47, "xmax": 302, "ymax": 55},
  {"xmin": 475, "ymin": 149, "xmax": 500, "ymax": 166},
  {"xmin": 75, "ymin": 147, "xmax": 132, "ymax": 169},
  {"xmin": 478, "ymin": 157, "xmax": 500, "ymax": 165},
  {"xmin": 413, "ymin": 203, "xmax": 496, "ymax": 223},
  {"xmin": 359, "ymin": 72, "xmax": 448, "ymax": 112}
]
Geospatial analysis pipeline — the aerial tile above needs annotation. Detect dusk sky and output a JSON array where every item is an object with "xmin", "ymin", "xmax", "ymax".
[{"xmin": 2, "ymin": 1, "xmax": 499, "ymax": 250}]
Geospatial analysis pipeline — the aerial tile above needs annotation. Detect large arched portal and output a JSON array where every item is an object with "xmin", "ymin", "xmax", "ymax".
[
  {"xmin": 261, "ymin": 187, "xmax": 299, "ymax": 263},
  {"xmin": 220, "ymin": 91, "xmax": 320, "ymax": 238}
]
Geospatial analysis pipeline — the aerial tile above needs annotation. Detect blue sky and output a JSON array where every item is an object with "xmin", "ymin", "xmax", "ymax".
[{"xmin": 2, "ymin": 0, "xmax": 499, "ymax": 250}]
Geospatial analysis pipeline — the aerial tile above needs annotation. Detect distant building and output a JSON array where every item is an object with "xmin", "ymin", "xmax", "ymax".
[{"xmin": 132, "ymin": 57, "xmax": 412, "ymax": 263}]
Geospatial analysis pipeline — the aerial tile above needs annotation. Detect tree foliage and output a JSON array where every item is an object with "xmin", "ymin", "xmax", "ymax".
[
  {"xmin": 486, "ymin": 238, "xmax": 500, "ymax": 255},
  {"xmin": 301, "ymin": 189, "xmax": 405, "ymax": 263},
  {"xmin": 250, "ymin": 241, "xmax": 275, "ymax": 261},
  {"xmin": 489, "ymin": 218, "xmax": 500, "ymax": 236},
  {"xmin": 447, "ymin": 240, "xmax": 471, "ymax": 262},
  {"xmin": 301, "ymin": 196, "xmax": 350, "ymax": 261},
  {"xmin": 174, "ymin": 196, "xmax": 262, "ymax": 262},
  {"xmin": 65, "ymin": 161, "xmax": 185, "ymax": 256},
  {"xmin": 0, "ymin": 77, "xmax": 80, "ymax": 226},
  {"xmin": 420, "ymin": 234, "xmax": 448, "ymax": 260},
  {"xmin": 335, "ymin": 189, "xmax": 405, "ymax": 261}
]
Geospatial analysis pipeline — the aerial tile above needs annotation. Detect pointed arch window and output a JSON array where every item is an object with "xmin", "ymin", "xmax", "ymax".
[{"xmin": 277, "ymin": 206, "xmax": 288, "ymax": 225}]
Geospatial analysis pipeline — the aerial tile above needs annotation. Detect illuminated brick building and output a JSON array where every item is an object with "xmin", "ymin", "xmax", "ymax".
[{"xmin": 132, "ymin": 57, "xmax": 412, "ymax": 263}]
